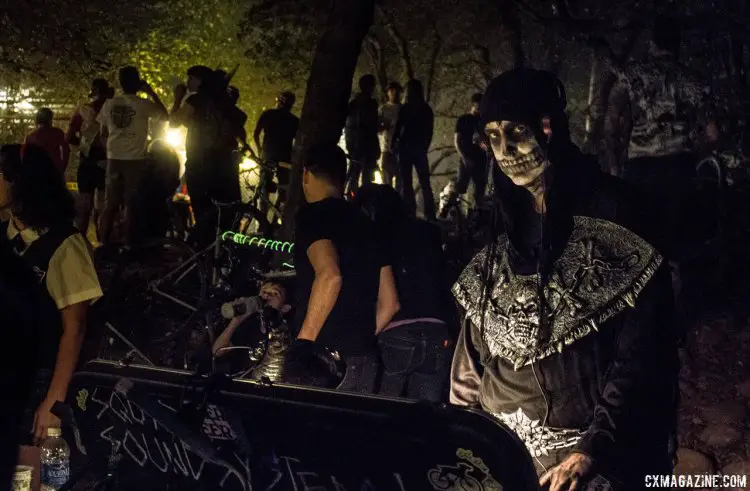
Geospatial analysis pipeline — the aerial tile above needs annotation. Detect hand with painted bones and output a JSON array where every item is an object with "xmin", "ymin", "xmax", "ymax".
[{"xmin": 539, "ymin": 452, "xmax": 594, "ymax": 491}]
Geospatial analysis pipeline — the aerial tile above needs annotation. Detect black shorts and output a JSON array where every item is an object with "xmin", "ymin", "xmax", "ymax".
[
  {"xmin": 18, "ymin": 369, "xmax": 52, "ymax": 445},
  {"xmin": 77, "ymin": 153, "xmax": 106, "ymax": 194}
]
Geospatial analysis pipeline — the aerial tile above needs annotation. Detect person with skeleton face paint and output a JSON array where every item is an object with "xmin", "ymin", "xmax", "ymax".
[{"xmin": 450, "ymin": 69, "xmax": 678, "ymax": 490}]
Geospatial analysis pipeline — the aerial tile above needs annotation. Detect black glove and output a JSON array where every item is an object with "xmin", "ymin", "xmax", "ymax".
[{"xmin": 281, "ymin": 340, "xmax": 345, "ymax": 389}]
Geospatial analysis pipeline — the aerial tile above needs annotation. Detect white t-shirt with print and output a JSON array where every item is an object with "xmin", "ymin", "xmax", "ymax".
[
  {"xmin": 6, "ymin": 220, "xmax": 103, "ymax": 310},
  {"xmin": 379, "ymin": 102, "xmax": 401, "ymax": 153},
  {"xmin": 97, "ymin": 94, "xmax": 164, "ymax": 160}
]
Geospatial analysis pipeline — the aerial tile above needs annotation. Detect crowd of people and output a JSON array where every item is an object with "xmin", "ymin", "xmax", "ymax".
[{"xmin": 1, "ymin": 13, "xmax": 726, "ymax": 490}]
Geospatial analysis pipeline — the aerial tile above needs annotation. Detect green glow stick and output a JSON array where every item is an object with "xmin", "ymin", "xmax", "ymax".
[{"xmin": 221, "ymin": 231, "xmax": 295, "ymax": 253}]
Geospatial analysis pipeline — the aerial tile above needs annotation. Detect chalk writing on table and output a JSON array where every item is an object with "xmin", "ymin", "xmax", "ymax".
[{"xmin": 82, "ymin": 387, "xmax": 411, "ymax": 491}]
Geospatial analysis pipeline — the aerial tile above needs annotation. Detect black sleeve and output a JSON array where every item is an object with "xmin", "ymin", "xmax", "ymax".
[
  {"xmin": 255, "ymin": 110, "xmax": 268, "ymax": 131},
  {"xmin": 185, "ymin": 94, "xmax": 201, "ymax": 111},
  {"xmin": 292, "ymin": 115, "xmax": 300, "ymax": 135},
  {"xmin": 574, "ymin": 265, "xmax": 678, "ymax": 464},
  {"xmin": 295, "ymin": 204, "xmax": 334, "ymax": 254},
  {"xmin": 455, "ymin": 115, "xmax": 464, "ymax": 134},
  {"xmin": 368, "ymin": 100, "xmax": 380, "ymax": 133},
  {"xmin": 376, "ymin": 232, "xmax": 392, "ymax": 269}
]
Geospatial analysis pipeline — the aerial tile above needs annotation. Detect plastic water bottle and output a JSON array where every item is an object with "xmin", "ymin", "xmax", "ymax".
[{"xmin": 40, "ymin": 427, "xmax": 70, "ymax": 490}]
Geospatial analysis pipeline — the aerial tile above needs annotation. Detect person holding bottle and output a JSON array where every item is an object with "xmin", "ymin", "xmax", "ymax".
[{"xmin": 0, "ymin": 145, "xmax": 102, "ymax": 471}]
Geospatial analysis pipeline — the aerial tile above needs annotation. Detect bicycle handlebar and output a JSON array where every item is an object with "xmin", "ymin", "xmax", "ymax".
[{"xmin": 263, "ymin": 269, "xmax": 297, "ymax": 280}]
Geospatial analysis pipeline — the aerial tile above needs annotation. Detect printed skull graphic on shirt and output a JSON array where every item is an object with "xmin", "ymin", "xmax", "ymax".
[{"xmin": 111, "ymin": 104, "xmax": 136, "ymax": 129}]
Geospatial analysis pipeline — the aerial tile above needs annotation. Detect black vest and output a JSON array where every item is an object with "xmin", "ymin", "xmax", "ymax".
[{"xmin": 0, "ymin": 221, "xmax": 78, "ymax": 370}]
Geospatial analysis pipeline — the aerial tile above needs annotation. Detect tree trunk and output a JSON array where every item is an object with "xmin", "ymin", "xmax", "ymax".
[
  {"xmin": 364, "ymin": 34, "xmax": 389, "ymax": 99},
  {"xmin": 425, "ymin": 28, "xmax": 442, "ymax": 103},
  {"xmin": 278, "ymin": 0, "xmax": 375, "ymax": 241},
  {"xmin": 583, "ymin": 52, "xmax": 599, "ymax": 151},
  {"xmin": 501, "ymin": 1, "xmax": 525, "ymax": 69},
  {"xmin": 730, "ymin": 35, "xmax": 747, "ymax": 92}
]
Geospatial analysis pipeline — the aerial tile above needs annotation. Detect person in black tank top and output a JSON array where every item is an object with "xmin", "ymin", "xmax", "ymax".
[{"xmin": 0, "ymin": 144, "xmax": 103, "ymax": 448}]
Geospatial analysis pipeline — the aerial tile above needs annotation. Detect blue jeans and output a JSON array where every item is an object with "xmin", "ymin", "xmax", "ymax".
[
  {"xmin": 377, "ymin": 323, "xmax": 450, "ymax": 402},
  {"xmin": 336, "ymin": 354, "xmax": 380, "ymax": 394}
]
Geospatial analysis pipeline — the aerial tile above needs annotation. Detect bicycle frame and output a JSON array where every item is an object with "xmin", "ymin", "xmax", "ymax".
[
  {"xmin": 148, "ymin": 241, "xmax": 213, "ymax": 312},
  {"xmin": 240, "ymin": 162, "xmax": 285, "ymax": 222},
  {"xmin": 149, "ymin": 204, "xmax": 232, "ymax": 312}
]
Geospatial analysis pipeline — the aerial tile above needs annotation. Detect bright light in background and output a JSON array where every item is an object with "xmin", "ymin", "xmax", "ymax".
[
  {"xmin": 165, "ymin": 128, "xmax": 183, "ymax": 148},
  {"xmin": 239, "ymin": 156, "xmax": 258, "ymax": 171},
  {"xmin": 373, "ymin": 170, "xmax": 383, "ymax": 184},
  {"xmin": 15, "ymin": 100, "xmax": 35, "ymax": 112},
  {"xmin": 0, "ymin": 86, "xmax": 38, "ymax": 114},
  {"xmin": 161, "ymin": 124, "xmax": 187, "ymax": 177}
]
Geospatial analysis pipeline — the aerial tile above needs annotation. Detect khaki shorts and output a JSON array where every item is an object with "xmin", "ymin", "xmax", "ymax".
[{"xmin": 105, "ymin": 159, "xmax": 148, "ymax": 208}]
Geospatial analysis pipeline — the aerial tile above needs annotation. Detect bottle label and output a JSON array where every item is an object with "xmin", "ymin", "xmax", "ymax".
[{"xmin": 41, "ymin": 463, "xmax": 69, "ymax": 488}]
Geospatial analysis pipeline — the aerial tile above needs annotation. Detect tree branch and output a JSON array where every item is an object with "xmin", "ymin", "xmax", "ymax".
[
  {"xmin": 435, "ymin": 112, "xmax": 463, "ymax": 119},
  {"xmin": 429, "ymin": 145, "xmax": 455, "ymax": 153},
  {"xmin": 364, "ymin": 33, "xmax": 388, "ymax": 98},
  {"xmin": 376, "ymin": 5, "xmax": 415, "ymax": 80},
  {"xmin": 425, "ymin": 19, "xmax": 443, "ymax": 103},
  {"xmin": 0, "ymin": 56, "xmax": 47, "ymax": 80},
  {"xmin": 500, "ymin": 0, "xmax": 525, "ymax": 68}
]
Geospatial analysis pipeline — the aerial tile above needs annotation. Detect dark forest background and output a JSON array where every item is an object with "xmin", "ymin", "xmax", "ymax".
[{"xmin": 1, "ymin": 0, "xmax": 749, "ymax": 221}]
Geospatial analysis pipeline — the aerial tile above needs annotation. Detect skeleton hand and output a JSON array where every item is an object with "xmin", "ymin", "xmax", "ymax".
[{"xmin": 539, "ymin": 452, "xmax": 594, "ymax": 491}]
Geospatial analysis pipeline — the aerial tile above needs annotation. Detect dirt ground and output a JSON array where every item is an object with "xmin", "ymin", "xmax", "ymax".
[{"xmin": 671, "ymin": 201, "xmax": 750, "ymax": 486}]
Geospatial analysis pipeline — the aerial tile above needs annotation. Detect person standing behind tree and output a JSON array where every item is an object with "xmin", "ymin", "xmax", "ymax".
[
  {"xmin": 378, "ymin": 82, "xmax": 403, "ymax": 190},
  {"xmin": 67, "ymin": 78, "xmax": 113, "ymax": 241},
  {"xmin": 24, "ymin": 108, "xmax": 69, "ymax": 176},
  {"xmin": 392, "ymin": 79, "xmax": 435, "ymax": 220},
  {"xmin": 344, "ymin": 75, "xmax": 380, "ymax": 194},
  {"xmin": 97, "ymin": 67, "xmax": 167, "ymax": 248}
]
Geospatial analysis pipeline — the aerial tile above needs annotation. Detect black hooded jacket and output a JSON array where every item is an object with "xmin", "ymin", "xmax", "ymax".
[{"xmin": 450, "ymin": 69, "xmax": 677, "ymax": 487}]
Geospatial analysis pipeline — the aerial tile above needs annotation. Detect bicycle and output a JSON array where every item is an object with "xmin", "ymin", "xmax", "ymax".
[
  {"xmin": 97, "ymin": 199, "xmax": 279, "ymax": 368},
  {"xmin": 238, "ymin": 153, "xmax": 290, "ymax": 232}
]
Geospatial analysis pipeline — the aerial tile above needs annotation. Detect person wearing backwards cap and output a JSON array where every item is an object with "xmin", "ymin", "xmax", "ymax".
[{"xmin": 449, "ymin": 68, "xmax": 678, "ymax": 490}]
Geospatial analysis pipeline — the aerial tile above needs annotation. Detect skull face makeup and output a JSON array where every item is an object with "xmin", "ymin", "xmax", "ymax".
[{"xmin": 484, "ymin": 121, "xmax": 548, "ymax": 190}]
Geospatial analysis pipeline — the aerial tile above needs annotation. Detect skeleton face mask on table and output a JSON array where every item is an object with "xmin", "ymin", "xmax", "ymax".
[{"xmin": 484, "ymin": 121, "xmax": 549, "ymax": 192}]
